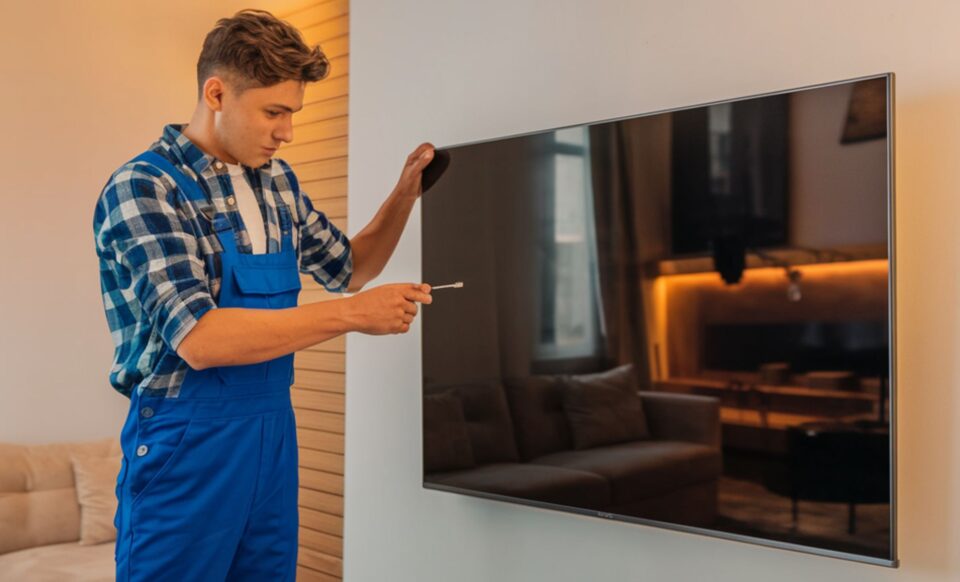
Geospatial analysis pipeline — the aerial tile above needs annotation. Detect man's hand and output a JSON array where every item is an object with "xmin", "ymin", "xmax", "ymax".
[
  {"xmin": 392, "ymin": 143, "xmax": 435, "ymax": 201},
  {"xmin": 345, "ymin": 283, "xmax": 433, "ymax": 335}
]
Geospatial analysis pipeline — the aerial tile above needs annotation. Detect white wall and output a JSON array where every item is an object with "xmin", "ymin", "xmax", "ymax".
[
  {"xmin": 0, "ymin": 0, "xmax": 309, "ymax": 444},
  {"xmin": 346, "ymin": 1, "xmax": 960, "ymax": 580}
]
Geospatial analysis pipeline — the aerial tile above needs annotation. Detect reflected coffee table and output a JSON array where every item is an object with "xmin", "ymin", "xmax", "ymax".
[{"xmin": 762, "ymin": 419, "xmax": 890, "ymax": 534}]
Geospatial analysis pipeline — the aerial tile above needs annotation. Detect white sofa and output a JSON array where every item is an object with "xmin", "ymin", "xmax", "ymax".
[{"xmin": 0, "ymin": 437, "xmax": 118, "ymax": 581}]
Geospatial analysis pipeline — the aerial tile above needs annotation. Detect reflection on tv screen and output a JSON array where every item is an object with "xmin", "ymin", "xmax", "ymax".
[{"xmin": 422, "ymin": 75, "xmax": 893, "ymax": 565}]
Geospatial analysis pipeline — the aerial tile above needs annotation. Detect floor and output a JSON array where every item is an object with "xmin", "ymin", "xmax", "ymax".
[{"xmin": 713, "ymin": 475, "xmax": 891, "ymax": 558}]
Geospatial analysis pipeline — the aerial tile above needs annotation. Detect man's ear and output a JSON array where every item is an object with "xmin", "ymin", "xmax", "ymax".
[{"xmin": 201, "ymin": 76, "xmax": 226, "ymax": 112}]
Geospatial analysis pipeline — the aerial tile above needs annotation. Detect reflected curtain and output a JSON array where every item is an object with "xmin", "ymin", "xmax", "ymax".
[{"xmin": 588, "ymin": 117, "xmax": 672, "ymax": 388}]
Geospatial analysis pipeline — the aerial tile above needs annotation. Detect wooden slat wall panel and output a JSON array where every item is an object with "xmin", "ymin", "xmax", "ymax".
[
  {"xmin": 292, "ymin": 156, "xmax": 348, "ymax": 182},
  {"xmin": 296, "ymin": 351, "xmax": 346, "ymax": 373},
  {"xmin": 305, "ymin": 77, "xmax": 350, "ymax": 106},
  {"xmin": 293, "ymin": 388, "xmax": 344, "ymax": 415},
  {"xmin": 296, "ymin": 116, "xmax": 349, "ymax": 146},
  {"xmin": 301, "ymin": 488, "xmax": 344, "ymax": 515},
  {"xmin": 295, "ymin": 409, "xmax": 345, "ymax": 434},
  {"xmin": 282, "ymin": 2, "xmax": 349, "ymax": 579},
  {"xmin": 297, "ymin": 566, "xmax": 340, "ymax": 582},
  {"xmin": 284, "ymin": 0, "xmax": 349, "ymax": 28},
  {"xmin": 282, "ymin": 136, "xmax": 348, "ymax": 165},
  {"xmin": 301, "ymin": 177, "xmax": 347, "ymax": 200},
  {"xmin": 299, "ymin": 97, "xmax": 348, "ymax": 126},
  {"xmin": 300, "ymin": 527, "xmax": 344, "ymax": 558},
  {"xmin": 298, "ymin": 427, "xmax": 345, "ymax": 454},
  {"xmin": 301, "ymin": 506, "xmax": 344, "ymax": 535},
  {"xmin": 296, "ymin": 370, "xmax": 346, "ymax": 392},
  {"xmin": 301, "ymin": 466, "xmax": 345, "ymax": 495},
  {"xmin": 299, "ymin": 547, "xmax": 343, "ymax": 579},
  {"xmin": 300, "ymin": 448, "xmax": 345, "ymax": 475}
]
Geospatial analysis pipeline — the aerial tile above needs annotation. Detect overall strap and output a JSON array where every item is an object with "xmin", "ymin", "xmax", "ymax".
[{"xmin": 130, "ymin": 150, "xmax": 235, "ymax": 251}]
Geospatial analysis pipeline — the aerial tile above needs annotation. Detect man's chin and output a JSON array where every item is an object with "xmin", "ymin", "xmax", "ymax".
[{"xmin": 239, "ymin": 155, "xmax": 272, "ymax": 167}]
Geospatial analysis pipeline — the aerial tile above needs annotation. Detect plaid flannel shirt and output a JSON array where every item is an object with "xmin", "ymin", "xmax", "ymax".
[{"xmin": 94, "ymin": 124, "xmax": 352, "ymax": 398}]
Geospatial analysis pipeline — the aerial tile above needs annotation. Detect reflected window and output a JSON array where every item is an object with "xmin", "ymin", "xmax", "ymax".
[{"xmin": 537, "ymin": 127, "xmax": 604, "ymax": 360}]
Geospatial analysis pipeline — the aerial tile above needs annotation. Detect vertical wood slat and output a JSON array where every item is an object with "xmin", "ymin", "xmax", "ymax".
[{"xmin": 282, "ymin": 2, "xmax": 349, "ymax": 580}]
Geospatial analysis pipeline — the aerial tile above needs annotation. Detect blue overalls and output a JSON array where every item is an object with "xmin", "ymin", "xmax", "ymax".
[{"xmin": 114, "ymin": 151, "xmax": 302, "ymax": 581}]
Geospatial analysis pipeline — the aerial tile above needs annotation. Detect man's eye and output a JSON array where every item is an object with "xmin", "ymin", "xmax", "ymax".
[{"xmin": 266, "ymin": 110, "xmax": 281, "ymax": 118}]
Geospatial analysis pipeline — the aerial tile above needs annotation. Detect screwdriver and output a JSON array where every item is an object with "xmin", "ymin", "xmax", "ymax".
[{"xmin": 430, "ymin": 281, "xmax": 464, "ymax": 290}]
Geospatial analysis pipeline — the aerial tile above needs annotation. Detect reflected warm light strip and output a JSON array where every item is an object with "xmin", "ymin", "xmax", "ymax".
[
  {"xmin": 653, "ymin": 259, "xmax": 889, "ymax": 380},
  {"xmin": 653, "ymin": 276, "xmax": 670, "ymax": 380},
  {"xmin": 658, "ymin": 258, "xmax": 888, "ymax": 288}
]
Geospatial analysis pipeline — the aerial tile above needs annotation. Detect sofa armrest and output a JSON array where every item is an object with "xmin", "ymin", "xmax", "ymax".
[{"xmin": 638, "ymin": 391, "xmax": 721, "ymax": 448}]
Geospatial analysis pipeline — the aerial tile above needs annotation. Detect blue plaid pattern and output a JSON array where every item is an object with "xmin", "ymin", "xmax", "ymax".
[{"xmin": 94, "ymin": 124, "xmax": 352, "ymax": 398}]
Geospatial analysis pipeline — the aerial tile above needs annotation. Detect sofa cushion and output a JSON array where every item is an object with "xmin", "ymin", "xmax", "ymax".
[
  {"xmin": 563, "ymin": 364, "xmax": 650, "ymax": 449},
  {"xmin": 427, "ymin": 382, "xmax": 520, "ymax": 464},
  {"xmin": 0, "ymin": 438, "xmax": 118, "ymax": 556},
  {"xmin": 503, "ymin": 375, "xmax": 572, "ymax": 461},
  {"xmin": 426, "ymin": 463, "xmax": 611, "ymax": 509},
  {"xmin": 563, "ymin": 377, "xmax": 650, "ymax": 450},
  {"xmin": 0, "ymin": 540, "xmax": 114, "ymax": 582},
  {"xmin": 423, "ymin": 392, "xmax": 476, "ymax": 473},
  {"xmin": 530, "ymin": 440, "xmax": 722, "ymax": 506},
  {"xmin": 71, "ymin": 454, "xmax": 122, "ymax": 546}
]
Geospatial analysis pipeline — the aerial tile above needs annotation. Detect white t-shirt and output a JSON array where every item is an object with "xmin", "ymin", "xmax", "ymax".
[{"xmin": 225, "ymin": 162, "xmax": 267, "ymax": 254}]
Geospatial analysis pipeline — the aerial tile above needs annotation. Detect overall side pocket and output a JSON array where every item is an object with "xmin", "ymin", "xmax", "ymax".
[{"xmin": 128, "ymin": 416, "xmax": 193, "ymax": 508}]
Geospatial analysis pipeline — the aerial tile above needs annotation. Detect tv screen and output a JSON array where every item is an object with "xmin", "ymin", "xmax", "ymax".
[{"xmin": 422, "ymin": 74, "xmax": 895, "ymax": 566}]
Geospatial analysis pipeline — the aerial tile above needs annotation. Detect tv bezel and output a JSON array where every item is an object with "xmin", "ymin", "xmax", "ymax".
[{"xmin": 420, "ymin": 72, "xmax": 898, "ymax": 568}]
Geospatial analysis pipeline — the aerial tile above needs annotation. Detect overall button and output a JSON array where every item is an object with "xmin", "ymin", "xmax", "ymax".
[
  {"xmin": 136, "ymin": 445, "xmax": 149, "ymax": 457},
  {"xmin": 140, "ymin": 407, "xmax": 154, "ymax": 418},
  {"xmin": 226, "ymin": 196, "xmax": 236, "ymax": 206},
  {"xmin": 213, "ymin": 160, "xmax": 224, "ymax": 171}
]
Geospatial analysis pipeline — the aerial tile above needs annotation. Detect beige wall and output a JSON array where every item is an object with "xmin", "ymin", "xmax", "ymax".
[
  {"xmin": 0, "ymin": 0, "xmax": 310, "ymax": 444},
  {"xmin": 347, "ymin": 0, "xmax": 960, "ymax": 580}
]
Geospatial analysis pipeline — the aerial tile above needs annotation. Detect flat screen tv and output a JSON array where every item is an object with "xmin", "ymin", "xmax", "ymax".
[{"xmin": 421, "ymin": 74, "xmax": 896, "ymax": 566}]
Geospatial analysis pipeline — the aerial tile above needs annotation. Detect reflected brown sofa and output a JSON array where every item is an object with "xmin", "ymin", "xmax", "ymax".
[{"xmin": 424, "ymin": 366, "xmax": 723, "ymax": 526}]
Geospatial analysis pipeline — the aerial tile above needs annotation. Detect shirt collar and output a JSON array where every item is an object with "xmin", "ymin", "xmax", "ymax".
[{"xmin": 160, "ymin": 123, "xmax": 272, "ymax": 177}]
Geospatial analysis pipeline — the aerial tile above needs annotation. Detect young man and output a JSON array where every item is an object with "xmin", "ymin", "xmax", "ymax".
[{"xmin": 93, "ymin": 9, "xmax": 433, "ymax": 581}]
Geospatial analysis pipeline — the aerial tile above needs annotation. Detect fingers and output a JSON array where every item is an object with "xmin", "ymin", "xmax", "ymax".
[
  {"xmin": 400, "ymin": 283, "xmax": 432, "ymax": 304},
  {"xmin": 366, "ymin": 282, "xmax": 434, "ymax": 335},
  {"xmin": 407, "ymin": 142, "xmax": 435, "ymax": 171}
]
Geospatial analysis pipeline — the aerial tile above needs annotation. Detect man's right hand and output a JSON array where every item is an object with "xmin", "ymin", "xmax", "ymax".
[{"xmin": 345, "ymin": 283, "xmax": 433, "ymax": 335}]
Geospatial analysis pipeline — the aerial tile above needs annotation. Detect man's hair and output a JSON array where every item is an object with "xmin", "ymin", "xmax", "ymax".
[{"xmin": 197, "ymin": 9, "xmax": 330, "ymax": 96}]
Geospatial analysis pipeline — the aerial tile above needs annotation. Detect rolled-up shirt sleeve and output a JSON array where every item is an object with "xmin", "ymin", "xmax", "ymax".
[
  {"xmin": 279, "ymin": 159, "xmax": 353, "ymax": 292},
  {"xmin": 95, "ymin": 166, "xmax": 217, "ymax": 352}
]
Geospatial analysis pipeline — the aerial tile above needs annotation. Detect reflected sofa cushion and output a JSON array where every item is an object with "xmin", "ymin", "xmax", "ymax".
[
  {"xmin": 423, "ymin": 392, "xmax": 476, "ymax": 473},
  {"xmin": 563, "ymin": 364, "xmax": 651, "ymax": 449},
  {"xmin": 426, "ymin": 381, "xmax": 520, "ymax": 464},
  {"xmin": 503, "ymin": 375, "xmax": 573, "ymax": 461}
]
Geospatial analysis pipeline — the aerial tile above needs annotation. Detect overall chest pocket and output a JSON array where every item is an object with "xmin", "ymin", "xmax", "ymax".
[
  {"xmin": 228, "ymin": 264, "xmax": 302, "ymax": 309},
  {"xmin": 217, "ymin": 264, "xmax": 302, "ymax": 386}
]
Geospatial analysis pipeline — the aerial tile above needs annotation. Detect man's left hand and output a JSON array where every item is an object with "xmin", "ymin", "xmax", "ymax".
[{"xmin": 392, "ymin": 142, "xmax": 435, "ymax": 201}]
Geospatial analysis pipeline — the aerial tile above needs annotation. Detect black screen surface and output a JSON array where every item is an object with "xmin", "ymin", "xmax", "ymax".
[{"xmin": 422, "ymin": 75, "xmax": 894, "ymax": 565}]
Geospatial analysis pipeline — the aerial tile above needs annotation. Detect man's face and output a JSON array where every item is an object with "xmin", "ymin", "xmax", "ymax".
[{"xmin": 214, "ymin": 78, "xmax": 305, "ymax": 167}]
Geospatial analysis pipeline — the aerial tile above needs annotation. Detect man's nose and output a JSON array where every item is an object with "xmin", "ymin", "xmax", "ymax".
[{"xmin": 275, "ymin": 117, "xmax": 294, "ymax": 144}]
